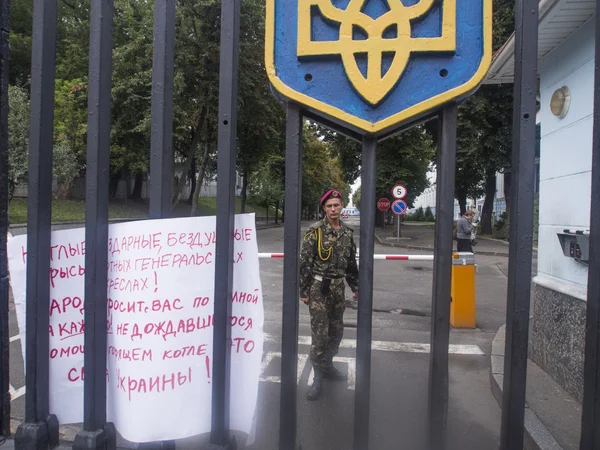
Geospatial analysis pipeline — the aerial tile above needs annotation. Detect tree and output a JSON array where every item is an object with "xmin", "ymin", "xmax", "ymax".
[
  {"xmin": 326, "ymin": 124, "xmax": 435, "ymax": 226},
  {"xmin": 455, "ymin": 0, "xmax": 515, "ymax": 234},
  {"xmin": 302, "ymin": 124, "xmax": 349, "ymax": 220},
  {"xmin": 352, "ymin": 187, "xmax": 361, "ymax": 210},
  {"xmin": 8, "ymin": 86, "xmax": 29, "ymax": 200}
]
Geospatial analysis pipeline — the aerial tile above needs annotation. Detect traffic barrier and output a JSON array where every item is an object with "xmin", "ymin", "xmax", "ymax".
[
  {"xmin": 258, "ymin": 253, "xmax": 435, "ymax": 261},
  {"xmin": 259, "ymin": 252, "xmax": 477, "ymax": 329},
  {"xmin": 451, "ymin": 252, "xmax": 476, "ymax": 328}
]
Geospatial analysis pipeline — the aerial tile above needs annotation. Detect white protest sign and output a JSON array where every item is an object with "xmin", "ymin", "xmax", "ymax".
[{"xmin": 7, "ymin": 214, "xmax": 264, "ymax": 443}]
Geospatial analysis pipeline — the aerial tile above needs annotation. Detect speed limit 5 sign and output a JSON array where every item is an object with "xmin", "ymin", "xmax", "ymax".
[{"xmin": 392, "ymin": 184, "xmax": 407, "ymax": 199}]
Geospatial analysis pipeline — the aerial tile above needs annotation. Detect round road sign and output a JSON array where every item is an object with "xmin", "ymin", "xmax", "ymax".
[
  {"xmin": 392, "ymin": 184, "xmax": 407, "ymax": 199},
  {"xmin": 377, "ymin": 198, "xmax": 390, "ymax": 211},
  {"xmin": 391, "ymin": 199, "xmax": 407, "ymax": 215}
]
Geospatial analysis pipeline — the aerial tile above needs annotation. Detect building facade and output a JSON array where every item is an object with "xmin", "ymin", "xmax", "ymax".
[{"xmin": 486, "ymin": 0, "xmax": 596, "ymax": 403}]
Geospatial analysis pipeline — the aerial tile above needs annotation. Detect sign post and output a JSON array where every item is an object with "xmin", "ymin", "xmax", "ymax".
[
  {"xmin": 377, "ymin": 198, "xmax": 390, "ymax": 230},
  {"xmin": 391, "ymin": 186, "xmax": 408, "ymax": 239},
  {"xmin": 391, "ymin": 199, "xmax": 408, "ymax": 240}
]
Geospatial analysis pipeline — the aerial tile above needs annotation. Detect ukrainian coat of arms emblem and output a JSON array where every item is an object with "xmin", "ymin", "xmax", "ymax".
[{"xmin": 265, "ymin": 0, "xmax": 492, "ymax": 136}]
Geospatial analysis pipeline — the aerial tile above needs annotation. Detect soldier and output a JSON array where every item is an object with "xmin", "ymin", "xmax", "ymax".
[{"xmin": 300, "ymin": 189, "xmax": 359, "ymax": 401}]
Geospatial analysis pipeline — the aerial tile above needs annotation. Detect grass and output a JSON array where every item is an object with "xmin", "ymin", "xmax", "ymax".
[
  {"xmin": 8, "ymin": 196, "xmax": 280, "ymax": 225},
  {"xmin": 191, "ymin": 197, "xmax": 280, "ymax": 218},
  {"xmin": 8, "ymin": 198, "xmax": 149, "ymax": 224}
]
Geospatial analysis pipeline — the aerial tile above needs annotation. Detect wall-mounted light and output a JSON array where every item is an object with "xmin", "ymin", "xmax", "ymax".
[{"xmin": 550, "ymin": 86, "xmax": 571, "ymax": 119}]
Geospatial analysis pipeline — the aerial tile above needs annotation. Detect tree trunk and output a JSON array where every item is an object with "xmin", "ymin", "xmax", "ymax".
[
  {"xmin": 240, "ymin": 166, "xmax": 248, "ymax": 213},
  {"xmin": 172, "ymin": 104, "xmax": 208, "ymax": 206},
  {"xmin": 109, "ymin": 173, "xmax": 121, "ymax": 199},
  {"xmin": 130, "ymin": 172, "xmax": 144, "ymax": 200},
  {"xmin": 187, "ymin": 157, "xmax": 197, "ymax": 204},
  {"xmin": 275, "ymin": 200, "xmax": 279, "ymax": 224},
  {"xmin": 265, "ymin": 201, "xmax": 269, "ymax": 224},
  {"xmin": 481, "ymin": 168, "xmax": 496, "ymax": 235},
  {"xmin": 503, "ymin": 171, "xmax": 512, "ymax": 216},
  {"xmin": 190, "ymin": 141, "xmax": 210, "ymax": 216},
  {"xmin": 457, "ymin": 192, "xmax": 467, "ymax": 215}
]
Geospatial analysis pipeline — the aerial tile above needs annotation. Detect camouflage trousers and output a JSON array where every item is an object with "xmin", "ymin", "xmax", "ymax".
[{"xmin": 308, "ymin": 277, "xmax": 346, "ymax": 369}]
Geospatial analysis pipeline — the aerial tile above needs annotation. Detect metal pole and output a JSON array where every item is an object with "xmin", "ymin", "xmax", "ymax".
[
  {"xmin": 148, "ymin": 0, "xmax": 175, "ymax": 220},
  {"xmin": 353, "ymin": 135, "xmax": 376, "ymax": 450},
  {"xmin": 579, "ymin": 1, "xmax": 600, "ymax": 447},
  {"xmin": 499, "ymin": 0, "xmax": 538, "ymax": 448},
  {"xmin": 73, "ymin": 0, "xmax": 116, "ymax": 447},
  {"xmin": 14, "ymin": 0, "xmax": 60, "ymax": 445},
  {"xmin": 208, "ymin": 0, "xmax": 240, "ymax": 448},
  {"xmin": 143, "ymin": 2, "xmax": 176, "ymax": 447},
  {"xmin": 0, "ymin": 0, "xmax": 11, "ymax": 436},
  {"xmin": 278, "ymin": 102, "xmax": 302, "ymax": 450},
  {"xmin": 427, "ymin": 105, "xmax": 457, "ymax": 450}
]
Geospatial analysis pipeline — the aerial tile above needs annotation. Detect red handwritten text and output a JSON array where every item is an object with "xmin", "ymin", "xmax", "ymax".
[
  {"xmin": 117, "ymin": 367, "xmax": 193, "ymax": 401},
  {"xmin": 108, "ymin": 233, "xmax": 163, "ymax": 256},
  {"xmin": 50, "ymin": 296, "xmax": 84, "ymax": 316}
]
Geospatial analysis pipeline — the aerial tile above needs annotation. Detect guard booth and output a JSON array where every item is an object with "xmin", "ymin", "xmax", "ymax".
[{"xmin": 0, "ymin": 0, "xmax": 599, "ymax": 449}]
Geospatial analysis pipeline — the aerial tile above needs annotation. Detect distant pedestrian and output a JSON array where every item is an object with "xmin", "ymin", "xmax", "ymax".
[
  {"xmin": 300, "ymin": 189, "xmax": 359, "ymax": 401},
  {"xmin": 456, "ymin": 210, "xmax": 477, "ymax": 252}
]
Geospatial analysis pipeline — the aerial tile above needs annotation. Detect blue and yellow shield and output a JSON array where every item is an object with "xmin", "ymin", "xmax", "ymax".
[{"xmin": 265, "ymin": 0, "xmax": 492, "ymax": 135}]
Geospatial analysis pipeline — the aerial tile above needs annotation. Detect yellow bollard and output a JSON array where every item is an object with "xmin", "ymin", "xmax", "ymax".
[{"xmin": 450, "ymin": 252, "xmax": 476, "ymax": 328}]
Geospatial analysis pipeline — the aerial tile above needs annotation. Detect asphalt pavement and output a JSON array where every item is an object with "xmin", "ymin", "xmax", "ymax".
[{"xmin": 5, "ymin": 218, "xmax": 514, "ymax": 449}]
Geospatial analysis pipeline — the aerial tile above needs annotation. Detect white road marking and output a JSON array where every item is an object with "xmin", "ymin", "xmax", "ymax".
[
  {"xmin": 9, "ymin": 335, "xmax": 20, "ymax": 343},
  {"xmin": 9, "ymin": 384, "xmax": 25, "ymax": 400},
  {"xmin": 262, "ymin": 352, "xmax": 355, "ymax": 391},
  {"xmin": 259, "ymin": 352, "xmax": 308, "ymax": 384},
  {"xmin": 264, "ymin": 333, "xmax": 484, "ymax": 356},
  {"xmin": 308, "ymin": 356, "xmax": 356, "ymax": 391}
]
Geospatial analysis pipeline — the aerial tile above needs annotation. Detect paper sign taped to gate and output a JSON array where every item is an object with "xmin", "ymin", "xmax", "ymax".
[{"xmin": 7, "ymin": 214, "xmax": 264, "ymax": 442}]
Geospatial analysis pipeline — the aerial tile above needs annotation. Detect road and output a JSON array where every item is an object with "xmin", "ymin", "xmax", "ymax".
[{"xmin": 7, "ymin": 218, "xmax": 510, "ymax": 449}]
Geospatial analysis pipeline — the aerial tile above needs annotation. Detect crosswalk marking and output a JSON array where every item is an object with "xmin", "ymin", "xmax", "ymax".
[
  {"xmin": 260, "ymin": 352, "xmax": 308, "ymax": 384},
  {"xmin": 10, "ymin": 384, "xmax": 25, "ymax": 400},
  {"xmin": 264, "ymin": 333, "xmax": 484, "ymax": 356},
  {"xmin": 307, "ymin": 356, "xmax": 356, "ymax": 390}
]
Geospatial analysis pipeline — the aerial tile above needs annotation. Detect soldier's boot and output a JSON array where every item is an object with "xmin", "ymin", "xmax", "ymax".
[
  {"xmin": 306, "ymin": 368, "xmax": 324, "ymax": 401},
  {"xmin": 323, "ymin": 356, "xmax": 347, "ymax": 381}
]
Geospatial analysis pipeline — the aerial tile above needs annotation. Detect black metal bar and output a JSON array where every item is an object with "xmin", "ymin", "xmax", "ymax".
[
  {"xmin": 427, "ymin": 105, "xmax": 457, "ymax": 450},
  {"xmin": 353, "ymin": 134, "xmax": 376, "ymax": 450},
  {"xmin": 148, "ymin": 0, "xmax": 175, "ymax": 220},
  {"xmin": 208, "ymin": 0, "xmax": 240, "ymax": 447},
  {"xmin": 141, "ymin": 1, "xmax": 176, "ymax": 448},
  {"xmin": 14, "ymin": 0, "xmax": 60, "ymax": 445},
  {"xmin": 499, "ymin": 0, "xmax": 538, "ymax": 448},
  {"xmin": 72, "ymin": 0, "xmax": 116, "ymax": 447},
  {"xmin": 579, "ymin": 1, "xmax": 600, "ymax": 448},
  {"xmin": 278, "ymin": 103, "xmax": 302, "ymax": 450},
  {"xmin": 0, "ymin": 0, "xmax": 11, "ymax": 436}
]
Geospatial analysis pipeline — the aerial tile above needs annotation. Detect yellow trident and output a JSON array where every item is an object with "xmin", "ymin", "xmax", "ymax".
[{"xmin": 297, "ymin": 0, "xmax": 456, "ymax": 105}]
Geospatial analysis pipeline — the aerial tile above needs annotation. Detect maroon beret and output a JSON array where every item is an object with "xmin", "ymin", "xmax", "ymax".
[{"xmin": 320, "ymin": 189, "xmax": 342, "ymax": 206}]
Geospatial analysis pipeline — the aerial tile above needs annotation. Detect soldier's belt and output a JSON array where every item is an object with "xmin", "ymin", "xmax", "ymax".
[{"xmin": 313, "ymin": 274, "xmax": 344, "ymax": 285}]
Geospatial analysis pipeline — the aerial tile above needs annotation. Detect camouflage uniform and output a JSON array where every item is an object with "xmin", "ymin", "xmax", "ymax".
[{"xmin": 300, "ymin": 219, "xmax": 359, "ymax": 369}]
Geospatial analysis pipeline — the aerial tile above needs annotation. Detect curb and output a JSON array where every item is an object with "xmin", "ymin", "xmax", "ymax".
[
  {"xmin": 374, "ymin": 233, "xmax": 512, "ymax": 257},
  {"xmin": 8, "ymin": 219, "xmax": 283, "ymax": 233},
  {"xmin": 490, "ymin": 325, "xmax": 563, "ymax": 450}
]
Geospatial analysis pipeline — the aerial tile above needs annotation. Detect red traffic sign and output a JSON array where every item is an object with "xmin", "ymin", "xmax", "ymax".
[
  {"xmin": 391, "ymin": 199, "xmax": 407, "ymax": 215},
  {"xmin": 392, "ymin": 184, "xmax": 407, "ymax": 199},
  {"xmin": 377, "ymin": 198, "xmax": 390, "ymax": 211}
]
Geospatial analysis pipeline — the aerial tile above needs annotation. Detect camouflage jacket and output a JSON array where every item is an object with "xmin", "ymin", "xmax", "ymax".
[{"xmin": 299, "ymin": 219, "xmax": 359, "ymax": 297}]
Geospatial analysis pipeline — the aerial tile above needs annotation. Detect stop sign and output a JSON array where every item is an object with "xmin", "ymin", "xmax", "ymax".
[{"xmin": 377, "ymin": 198, "xmax": 390, "ymax": 211}]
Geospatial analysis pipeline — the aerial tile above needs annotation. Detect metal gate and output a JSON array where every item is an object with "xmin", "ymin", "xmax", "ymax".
[{"xmin": 0, "ymin": 0, "xmax": 599, "ymax": 449}]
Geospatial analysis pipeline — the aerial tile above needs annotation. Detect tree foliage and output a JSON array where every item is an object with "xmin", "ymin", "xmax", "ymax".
[
  {"xmin": 455, "ymin": 0, "xmax": 515, "ymax": 234},
  {"xmin": 7, "ymin": 85, "xmax": 29, "ymax": 199}
]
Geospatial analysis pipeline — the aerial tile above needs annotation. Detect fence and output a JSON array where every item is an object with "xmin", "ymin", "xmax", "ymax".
[{"xmin": 0, "ymin": 0, "xmax": 599, "ymax": 449}]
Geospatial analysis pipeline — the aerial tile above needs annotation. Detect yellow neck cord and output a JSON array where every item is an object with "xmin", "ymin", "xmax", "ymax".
[{"xmin": 317, "ymin": 226, "xmax": 333, "ymax": 261}]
